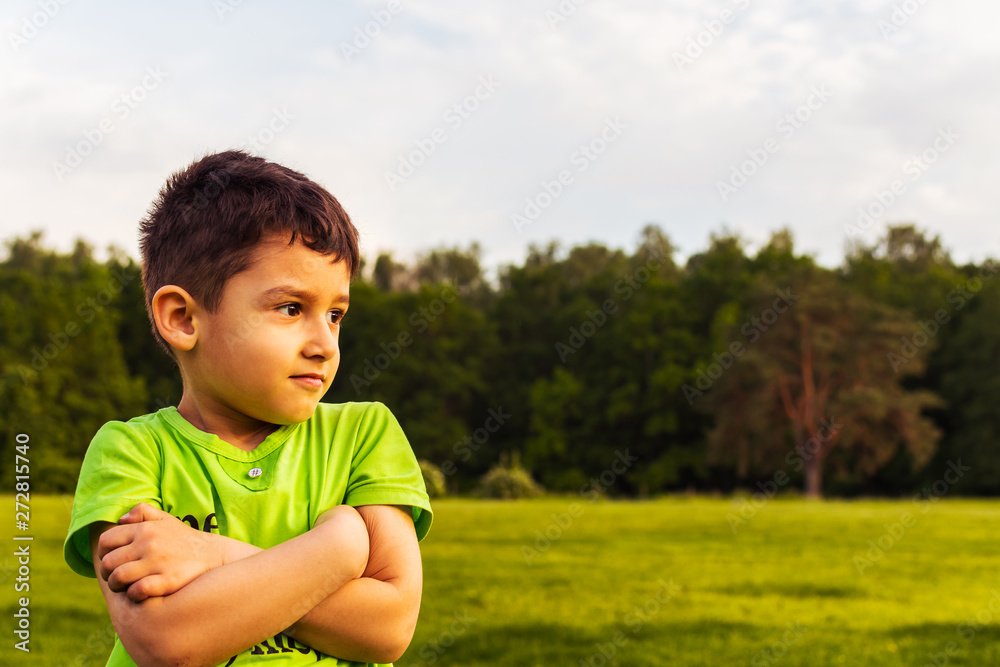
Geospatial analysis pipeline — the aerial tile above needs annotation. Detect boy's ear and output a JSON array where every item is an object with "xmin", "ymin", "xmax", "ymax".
[{"xmin": 151, "ymin": 285, "xmax": 199, "ymax": 352}]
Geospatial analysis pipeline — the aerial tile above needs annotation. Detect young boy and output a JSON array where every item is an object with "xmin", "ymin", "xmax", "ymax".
[{"xmin": 62, "ymin": 150, "xmax": 433, "ymax": 667}]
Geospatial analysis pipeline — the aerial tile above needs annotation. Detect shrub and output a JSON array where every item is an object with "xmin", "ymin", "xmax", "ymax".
[
  {"xmin": 419, "ymin": 459, "xmax": 447, "ymax": 498},
  {"xmin": 475, "ymin": 452, "xmax": 544, "ymax": 499}
]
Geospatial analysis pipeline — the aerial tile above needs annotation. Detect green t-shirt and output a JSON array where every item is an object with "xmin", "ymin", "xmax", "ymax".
[{"xmin": 64, "ymin": 401, "xmax": 432, "ymax": 667}]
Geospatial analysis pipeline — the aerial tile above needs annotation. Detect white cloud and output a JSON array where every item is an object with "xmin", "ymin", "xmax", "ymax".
[{"xmin": 1, "ymin": 0, "xmax": 998, "ymax": 270}]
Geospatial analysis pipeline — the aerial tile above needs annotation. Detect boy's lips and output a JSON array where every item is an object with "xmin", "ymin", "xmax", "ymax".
[{"xmin": 290, "ymin": 373, "xmax": 325, "ymax": 389}]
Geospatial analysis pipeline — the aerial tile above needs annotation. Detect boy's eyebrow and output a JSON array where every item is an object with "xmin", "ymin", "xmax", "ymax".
[{"xmin": 257, "ymin": 285, "xmax": 350, "ymax": 305}]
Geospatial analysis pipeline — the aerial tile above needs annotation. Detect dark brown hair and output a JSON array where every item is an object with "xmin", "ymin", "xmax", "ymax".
[{"xmin": 139, "ymin": 150, "xmax": 360, "ymax": 357}]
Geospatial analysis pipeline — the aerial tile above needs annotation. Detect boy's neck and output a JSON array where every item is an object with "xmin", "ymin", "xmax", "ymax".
[{"xmin": 175, "ymin": 393, "xmax": 280, "ymax": 452}]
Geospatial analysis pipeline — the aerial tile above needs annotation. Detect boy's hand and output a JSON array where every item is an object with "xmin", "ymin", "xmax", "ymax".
[{"xmin": 97, "ymin": 502, "xmax": 227, "ymax": 602}]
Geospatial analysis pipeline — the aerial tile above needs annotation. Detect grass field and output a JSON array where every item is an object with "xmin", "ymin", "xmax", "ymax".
[{"xmin": 4, "ymin": 494, "xmax": 1000, "ymax": 666}]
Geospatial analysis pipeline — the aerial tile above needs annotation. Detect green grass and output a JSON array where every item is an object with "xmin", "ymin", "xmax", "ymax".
[{"xmin": 4, "ymin": 494, "xmax": 1000, "ymax": 666}]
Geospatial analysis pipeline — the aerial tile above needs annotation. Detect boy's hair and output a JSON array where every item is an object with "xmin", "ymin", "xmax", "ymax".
[{"xmin": 139, "ymin": 150, "xmax": 360, "ymax": 358}]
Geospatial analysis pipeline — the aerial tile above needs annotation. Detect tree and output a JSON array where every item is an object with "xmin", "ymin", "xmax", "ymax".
[
  {"xmin": 371, "ymin": 252, "xmax": 412, "ymax": 292},
  {"xmin": 326, "ymin": 279, "xmax": 498, "ymax": 487},
  {"xmin": 112, "ymin": 251, "xmax": 183, "ymax": 411},
  {"xmin": 841, "ymin": 224, "xmax": 963, "ymax": 491},
  {"xmin": 702, "ymin": 260, "xmax": 942, "ymax": 497},
  {"xmin": 520, "ymin": 227, "xmax": 703, "ymax": 495},
  {"xmin": 414, "ymin": 244, "xmax": 490, "ymax": 297},
  {"xmin": 0, "ymin": 233, "xmax": 148, "ymax": 492},
  {"xmin": 935, "ymin": 270, "xmax": 1000, "ymax": 493}
]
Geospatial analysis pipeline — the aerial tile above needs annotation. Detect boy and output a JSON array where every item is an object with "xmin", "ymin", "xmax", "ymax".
[{"xmin": 62, "ymin": 150, "xmax": 433, "ymax": 667}]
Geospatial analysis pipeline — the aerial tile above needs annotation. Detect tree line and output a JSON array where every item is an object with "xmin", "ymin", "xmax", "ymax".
[{"xmin": 1, "ymin": 224, "xmax": 997, "ymax": 498}]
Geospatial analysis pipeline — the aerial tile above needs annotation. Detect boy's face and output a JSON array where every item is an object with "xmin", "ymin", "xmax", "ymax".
[{"xmin": 185, "ymin": 234, "xmax": 350, "ymax": 427}]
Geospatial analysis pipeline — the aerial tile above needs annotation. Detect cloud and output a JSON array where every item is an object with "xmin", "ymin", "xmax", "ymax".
[{"xmin": 1, "ymin": 0, "xmax": 998, "ymax": 271}]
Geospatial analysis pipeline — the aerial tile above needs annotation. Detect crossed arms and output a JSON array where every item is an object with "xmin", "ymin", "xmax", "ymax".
[{"xmin": 88, "ymin": 503, "xmax": 422, "ymax": 667}]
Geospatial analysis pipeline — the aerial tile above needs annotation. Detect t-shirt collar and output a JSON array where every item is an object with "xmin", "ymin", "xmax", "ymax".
[{"xmin": 158, "ymin": 406, "xmax": 299, "ymax": 461}]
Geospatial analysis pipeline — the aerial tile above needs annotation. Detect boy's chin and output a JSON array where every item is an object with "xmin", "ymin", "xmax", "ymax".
[
  {"xmin": 242, "ymin": 400, "xmax": 320, "ymax": 427},
  {"xmin": 270, "ymin": 401, "xmax": 321, "ymax": 425}
]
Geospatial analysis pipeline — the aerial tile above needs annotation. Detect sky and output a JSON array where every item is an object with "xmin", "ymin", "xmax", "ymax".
[{"xmin": 1, "ymin": 0, "xmax": 997, "ymax": 278}]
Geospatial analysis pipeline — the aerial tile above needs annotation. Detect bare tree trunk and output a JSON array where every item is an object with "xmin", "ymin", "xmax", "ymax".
[{"xmin": 804, "ymin": 458, "xmax": 823, "ymax": 498}]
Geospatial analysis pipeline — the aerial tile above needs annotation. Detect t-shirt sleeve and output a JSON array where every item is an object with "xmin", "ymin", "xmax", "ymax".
[
  {"xmin": 63, "ymin": 420, "xmax": 163, "ymax": 578},
  {"xmin": 344, "ymin": 402, "xmax": 433, "ymax": 542}
]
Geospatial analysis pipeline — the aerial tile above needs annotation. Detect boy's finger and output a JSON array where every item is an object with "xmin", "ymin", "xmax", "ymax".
[
  {"xmin": 99, "ymin": 543, "xmax": 138, "ymax": 582},
  {"xmin": 121, "ymin": 502, "xmax": 171, "ymax": 523},
  {"xmin": 107, "ymin": 560, "xmax": 146, "ymax": 594},
  {"xmin": 96, "ymin": 524, "xmax": 136, "ymax": 561},
  {"xmin": 127, "ymin": 574, "xmax": 168, "ymax": 602}
]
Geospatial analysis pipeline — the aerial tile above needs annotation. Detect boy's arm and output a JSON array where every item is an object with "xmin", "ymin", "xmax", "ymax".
[
  {"xmin": 282, "ymin": 504, "xmax": 423, "ymax": 662},
  {"xmin": 88, "ymin": 505, "xmax": 369, "ymax": 667},
  {"xmin": 209, "ymin": 504, "xmax": 423, "ymax": 663}
]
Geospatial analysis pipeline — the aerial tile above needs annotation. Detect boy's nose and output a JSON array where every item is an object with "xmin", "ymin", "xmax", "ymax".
[{"xmin": 302, "ymin": 316, "xmax": 338, "ymax": 360}]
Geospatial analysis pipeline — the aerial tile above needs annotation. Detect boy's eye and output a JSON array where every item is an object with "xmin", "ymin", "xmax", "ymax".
[
  {"xmin": 327, "ymin": 310, "xmax": 345, "ymax": 325},
  {"xmin": 277, "ymin": 303, "xmax": 301, "ymax": 317}
]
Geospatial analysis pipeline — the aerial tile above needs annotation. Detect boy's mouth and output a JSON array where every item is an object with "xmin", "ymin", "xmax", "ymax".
[{"xmin": 290, "ymin": 373, "xmax": 325, "ymax": 389}]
